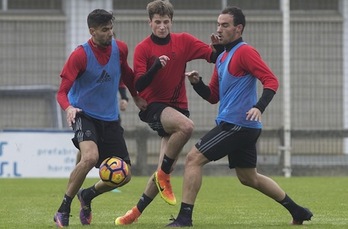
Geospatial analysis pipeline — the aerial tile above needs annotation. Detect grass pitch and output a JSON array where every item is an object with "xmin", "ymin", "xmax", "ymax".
[{"xmin": 1, "ymin": 176, "xmax": 347, "ymax": 228}]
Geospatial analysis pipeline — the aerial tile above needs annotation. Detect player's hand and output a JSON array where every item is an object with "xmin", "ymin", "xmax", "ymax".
[
  {"xmin": 210, "ymin": 33, "xmax": 220, "ymax": 45},
  {"xmin": 119, "ymin": 99, "xmax": 128, "ymax": 111},
  {"xmin": 185, "ymin": 70, "xmax": 200, "ymax": 84},
  {"xmin": 65, "ymin": 105, "xmax": 82, "ymax": 127},
  {"xmin": 159, "ymin": 55, "xmax": 170, "ymax": 68},
  {"xmin": 133, "ymin": 95, "xmax": 147, "ymax": 111},
  {"xmin": 246, "ymin": 107, "xmax": 262, "ymax": 122}
]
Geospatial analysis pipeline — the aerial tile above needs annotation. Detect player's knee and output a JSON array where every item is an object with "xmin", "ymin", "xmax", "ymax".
[
  {"xmin": 81, "ymin": 156, "xmax": 98, "ymax": 169},
  {"xmin": 185, "ymin": 148, "xmax": 205, "ymax": 167},
  {"xmin": 238, "ymin": 175, "xmax": 258, "ymax": 188},
  {"xmin": 180, "ymin": 119, "xmax": 194, "ymax": 137}
]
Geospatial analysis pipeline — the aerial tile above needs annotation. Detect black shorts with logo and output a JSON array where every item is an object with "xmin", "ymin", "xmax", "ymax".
[
  {"xmin": 195, "ymin": 121, "xmax": 261, "ymax": 169},
  {"xmin": 138, "ymin": 102, "xmax": 190, "ymax": 137},
  {"xmin": 72, "ymin": 112, "xmax": 130, "ymax": 168}
]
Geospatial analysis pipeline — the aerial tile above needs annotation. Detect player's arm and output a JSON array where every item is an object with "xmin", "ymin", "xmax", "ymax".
[
  {"xmin": 133, "ymin": 45, "xmax": 169, "ymax": 92},
  {"xmin": 182, "ymin": 33, "xmax": 223, "ymax": 64},
  {"xmin": 210, "ymin": 33, "xmax": 225, "ymax": 63},
  {"xmin": 56, "ymin": 46, "xmax": 86, "ymax": 126},
  {"xmin": 134, "ymin": 58, "xmax": 162, "ymax": 92},
  {"xmin": 118, "ymin": 40, "xmax": 137, "ymax": 97},
  {"xmin": 118, "ymin": 41, "xmax": 147, "ymax": 110},
  {"xmin": 56, "ymin": 46, "xmax": 86, "ymax": 110},
  {"xmin": 239, "ymin": 46, "xmax": 279, "ymax": 113},
  {"xmin": 186, "ymin": 68, "xmax": 219, "ymax": 104},
  {"xmin": 118, "ymin": 80, "xmax": 129, "ymax": 102},
  {"xmin": 118, "ymin": 79, "xmax": 129, "ymax": 111}
]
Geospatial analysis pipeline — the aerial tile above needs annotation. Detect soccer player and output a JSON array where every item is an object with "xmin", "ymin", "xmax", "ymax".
[
  {"xmin": 115, "ymin": 0, "xmax": 222, "ymax": 225},
  {"xmin": 167, "ymin": 6, "xmax": 313, "ymax": 227},
  {"xmin": 75, "ymin": 81, "xmax": 129, "ymax": 165},
  {"xmin": 54, "ymin": 9, "xmax": 146, "ymax": 227}
]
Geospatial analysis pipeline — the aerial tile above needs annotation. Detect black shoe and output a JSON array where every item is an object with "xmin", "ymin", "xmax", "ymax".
[
  {"xmin": 292, "ymin": 207, "xmax": 313, "ymax": 225},
  {"xmin": 166, "ymin": 216, "xmax": 193, "ymax": 227}
]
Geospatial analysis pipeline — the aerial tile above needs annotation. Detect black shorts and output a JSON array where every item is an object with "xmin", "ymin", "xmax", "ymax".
[
  {"xmin": 71, "ymin": 112, "xmax": 130, "ymax": 168},
  {"xmin": 195, "ymin": 122, "xmax": 261, "ymax": 169},
  {"xmin": 138, "ymin": 102, "xmax": 190, "ymax": 137}
]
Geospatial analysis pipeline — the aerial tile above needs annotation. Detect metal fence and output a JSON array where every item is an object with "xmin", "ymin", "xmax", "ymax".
[{"xmin": 0, "ymin": 0, "xmax": 347, "ymax": 176}]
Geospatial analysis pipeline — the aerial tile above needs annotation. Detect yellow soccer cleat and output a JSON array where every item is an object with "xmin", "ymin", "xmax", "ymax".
[{"xmin": 154, "ymin": 170, "xmax": 176, "ymax": 205}]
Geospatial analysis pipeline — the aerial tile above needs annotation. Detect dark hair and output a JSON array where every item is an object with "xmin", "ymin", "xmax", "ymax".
[
  {"xmin": 221, "ymin": 6, "xmax": 245, "ymax": 32},
  {"xmin": 146, "ymin": 0, "xmax": 174, "ymax": 21},
  {"xmin": 87, "ymin": 9, "xmax": 114, "ymax": 28}
]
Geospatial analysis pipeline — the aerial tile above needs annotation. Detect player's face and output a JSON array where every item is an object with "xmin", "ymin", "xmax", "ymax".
[
  {"xmin": 149, "ymin": 14, "xmax": 172, "ymax": 38},
  {"xmin": 90, "ymin": 22, "xmax": 113, "ymax": 47},
  {"xmin": 216, "ymin": 14, "xmax": 242, "ymax": 45}
]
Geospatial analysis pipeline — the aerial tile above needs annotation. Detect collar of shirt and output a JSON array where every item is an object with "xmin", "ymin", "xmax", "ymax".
[
  {"xmin": 224, "ymin": 37, "xmax": 243, "ymax": 52},
  {"xmin": 150, "ymin": 33, "xmax": 171, "ymax": 45}
]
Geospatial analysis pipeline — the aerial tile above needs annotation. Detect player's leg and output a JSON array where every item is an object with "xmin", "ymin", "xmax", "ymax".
[
  {"xmin": 154, "ymin": 106, "xmax": 193, "ymax": 205},
  {"xmin": 160, "ymin": 106, "xmax": 193, "ymax": 162},
  {"xmin": 54, "ymin": 140, "xmax": 98, "ymax": 227},
  {"xmin": 115, "ymin": 138, "xmax": 174, "ymax": 225},
  {"xmin": 235, "ymin": 167, "xmax": 313, "ymax": 224},
  {"xmin": 114, "ymin": 173, "xmax": 155, "ymax": 225},
  {"xmin": 181, "ymin": 147, "xmax": 209, "ymax": 204},
  {"xmin": 166, "ymin": 146, "xmax": 209, "ymax": 227},
  {"xmin": 78, "ymin": 119, "xmax": 131, "ymax": 225},
  {"xmin": 75, "ymin": 150, "xmax": 81, "ymax": 165},
  {"xmin": 167, "ymin": 124, "xmax": 231, "ymax": 227}
]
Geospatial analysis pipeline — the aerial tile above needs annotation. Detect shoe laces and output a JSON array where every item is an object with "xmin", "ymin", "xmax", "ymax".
[
  {"xmin": 169, "ymin": 215, "xmax": 176, "ymax": 222},
  {"xmin": 82, "ymin": 202, "xmax": 91, "ymax": 210}
]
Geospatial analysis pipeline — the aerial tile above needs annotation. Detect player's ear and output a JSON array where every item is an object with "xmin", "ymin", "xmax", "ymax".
[{"xmin": 89, "ymin": 28, "xmax": 95, "ymax": 36}]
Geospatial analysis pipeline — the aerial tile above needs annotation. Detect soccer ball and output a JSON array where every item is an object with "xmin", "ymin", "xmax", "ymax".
[{"xmin": 99, "ymin": 157, "xmax": 129, "ymax": 186}]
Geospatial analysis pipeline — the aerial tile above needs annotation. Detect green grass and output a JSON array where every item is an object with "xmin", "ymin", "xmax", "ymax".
[{"xmin": 1, "ymin": 176, "xmax": 348, "ymax": 228}]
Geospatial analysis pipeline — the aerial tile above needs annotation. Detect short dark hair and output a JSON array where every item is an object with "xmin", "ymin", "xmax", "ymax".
[
  {"xmin": 146, "ymin": 0, "xmax": 174, "ymax": 21},
  {"xmin": 87, "ymin": 9, "xmax": 114, "ymax": 28},
  {"xmin": 221, "ymin": 6, "xmax": 245, "ymax": 32}
]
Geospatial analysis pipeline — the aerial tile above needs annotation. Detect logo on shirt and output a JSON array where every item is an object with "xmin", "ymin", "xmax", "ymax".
[{"xmin": 97, "ymin": 70, "xmax": 111, "ymax": 83}]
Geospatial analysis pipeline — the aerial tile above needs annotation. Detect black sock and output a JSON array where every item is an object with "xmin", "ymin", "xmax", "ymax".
[
  {"xmin": 178, "ymin": 202, "xmax": 194, "ymax": 219},
  {"xmin": 136, "ymin": 193, "xmax": 153, "ymax": 213},
  {"xmin": 278, "ymin": 194, "xmax": 300, "ymax": 217},
  {"xmin": 82, "ymin": 185, "xmax": 101, "ymax": 203},
  {"xmin": 58, "ymin": 194, "xmax": 73, "ymax": 213},
  {"xmin": 161, "ymin": 154, "xmax": 175, "ymax": 174}
]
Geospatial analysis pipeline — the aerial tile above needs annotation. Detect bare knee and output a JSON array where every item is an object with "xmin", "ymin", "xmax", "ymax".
[
  {"xmin": 238, "ymin": 176, "xmax": 257, "ymax": 187},
  {"xmin": 79, "ymin": 151, "xmax": 98, "ymax": 168},
  {"xmin": 236, "ymin": 169, "xmax": 259, "ymax": 188},
  {"xmin": 180, "ymin": 119, "xmax": 194, "ymax": 137},
  {"xmin": 185, "ymin": 147, "xmax": 208, "ymax": 167}
]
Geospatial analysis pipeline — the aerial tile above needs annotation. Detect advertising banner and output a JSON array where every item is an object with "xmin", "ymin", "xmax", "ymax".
[{"xmin": 0, "ymin": 130, "xmax": 99, "ymax": 178}]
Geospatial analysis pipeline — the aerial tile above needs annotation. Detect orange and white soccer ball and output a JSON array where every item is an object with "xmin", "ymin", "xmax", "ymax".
[{"xmin": 99, "ymin": 157, "xmax": 129, "ymax": 186}]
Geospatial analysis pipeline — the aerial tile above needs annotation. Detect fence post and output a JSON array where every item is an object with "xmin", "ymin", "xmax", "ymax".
[{"xmin": 134, "ymin": 127, "xmax": 149, "ymax": 176}]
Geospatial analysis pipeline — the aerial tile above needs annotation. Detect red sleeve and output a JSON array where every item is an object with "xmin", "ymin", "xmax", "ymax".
[
  {"xmin": 206, "ymin": 67, "xmax": 220, "ymax": 104},
  {"xmin": 133, "ymin": 38, "xmax": 150, "ymax": 80},
  {"xmin": 182, "ymin": 33, "xmax": 213, "ymax": 63},
  {"xmin": 56, "ymin": 46, "xmax": 86, "ymax": 110},
  {"xmin": 232, "ymin": 45, "xmax": 279, "ymax": 92},
  {"xmin": 117, "ymin": 40, "xmax": 137, "ymax": 97}
]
